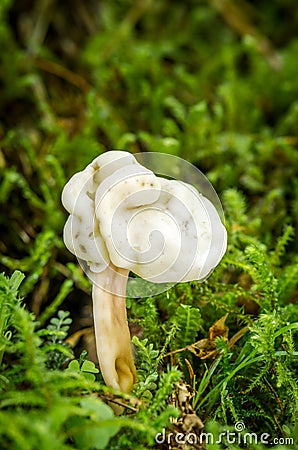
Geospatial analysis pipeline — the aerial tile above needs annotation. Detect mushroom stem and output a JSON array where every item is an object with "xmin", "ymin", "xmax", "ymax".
[{"xmin": 92, "ymin": 263, "xmax": 137, "ymax": 393}]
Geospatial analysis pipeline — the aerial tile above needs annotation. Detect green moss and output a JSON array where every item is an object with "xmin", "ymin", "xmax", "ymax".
[{"xmin": 0, "ymin": 1, "xmax": 298, "ymax": 448}]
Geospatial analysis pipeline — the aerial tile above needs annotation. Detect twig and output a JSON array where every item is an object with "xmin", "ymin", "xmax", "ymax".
[
  {"xmin": 33, "ymin": 58, "xmax": 91, "ymax": 93},
  {"xmin": 210, "ymin": 0, "xmax": 283, "ymax": 70},
  {"xmin": 100, "ymin": 394, "xmax": 140, "ymax": 413}
]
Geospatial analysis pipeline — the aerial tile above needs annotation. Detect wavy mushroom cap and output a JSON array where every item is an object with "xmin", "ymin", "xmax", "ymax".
[{"xmin": 62, "ymin": 151, "xmax": 227, "ymax": 283}]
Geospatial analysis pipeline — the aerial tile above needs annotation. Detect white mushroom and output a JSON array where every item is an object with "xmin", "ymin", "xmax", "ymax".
[{"xmin": 61, "ymin": 151, "xmax": 227, "ymax": 394}]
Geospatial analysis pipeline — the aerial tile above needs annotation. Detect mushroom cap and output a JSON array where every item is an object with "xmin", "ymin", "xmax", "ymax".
[{"xmin": 62, "ymin": 151, "xmax": 227, "ymax": 283}]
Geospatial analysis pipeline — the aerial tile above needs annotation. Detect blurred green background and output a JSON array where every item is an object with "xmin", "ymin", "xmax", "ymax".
[{"xmin": 1, "ymin": 0, "xmax": 297, "ymax": 312}]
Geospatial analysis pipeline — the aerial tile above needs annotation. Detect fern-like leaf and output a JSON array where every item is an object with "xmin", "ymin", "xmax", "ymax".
[{"xmin": 173, "ymin": 304, "xmax": 202, "ymax": 350}]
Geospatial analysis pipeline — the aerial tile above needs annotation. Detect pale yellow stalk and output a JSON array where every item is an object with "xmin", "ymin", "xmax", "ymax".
[{"xmin": 92, "ymin": 264, "xmax": 136, "ymax": 393}]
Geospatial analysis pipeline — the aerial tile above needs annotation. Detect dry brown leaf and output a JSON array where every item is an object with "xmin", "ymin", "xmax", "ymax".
[{"xmin": 208, "ymin": 313, "xmax": 229, "ymax": 342}]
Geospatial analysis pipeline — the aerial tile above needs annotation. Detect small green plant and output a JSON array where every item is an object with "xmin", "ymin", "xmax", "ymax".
[
  {"xmin": 66, "ymin": 351, "xmax": 99, "ymax": 382},
  {"xmin": 0, "ymin": 271, "xmax": 24, "ymax": 369},
  {"xmin": 38, "ymin": 310, "xmax": 73, "ymax": 370},
  {"xmin": 132, "ymin": 337, "xmax": 159, "ymax": 399}
]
